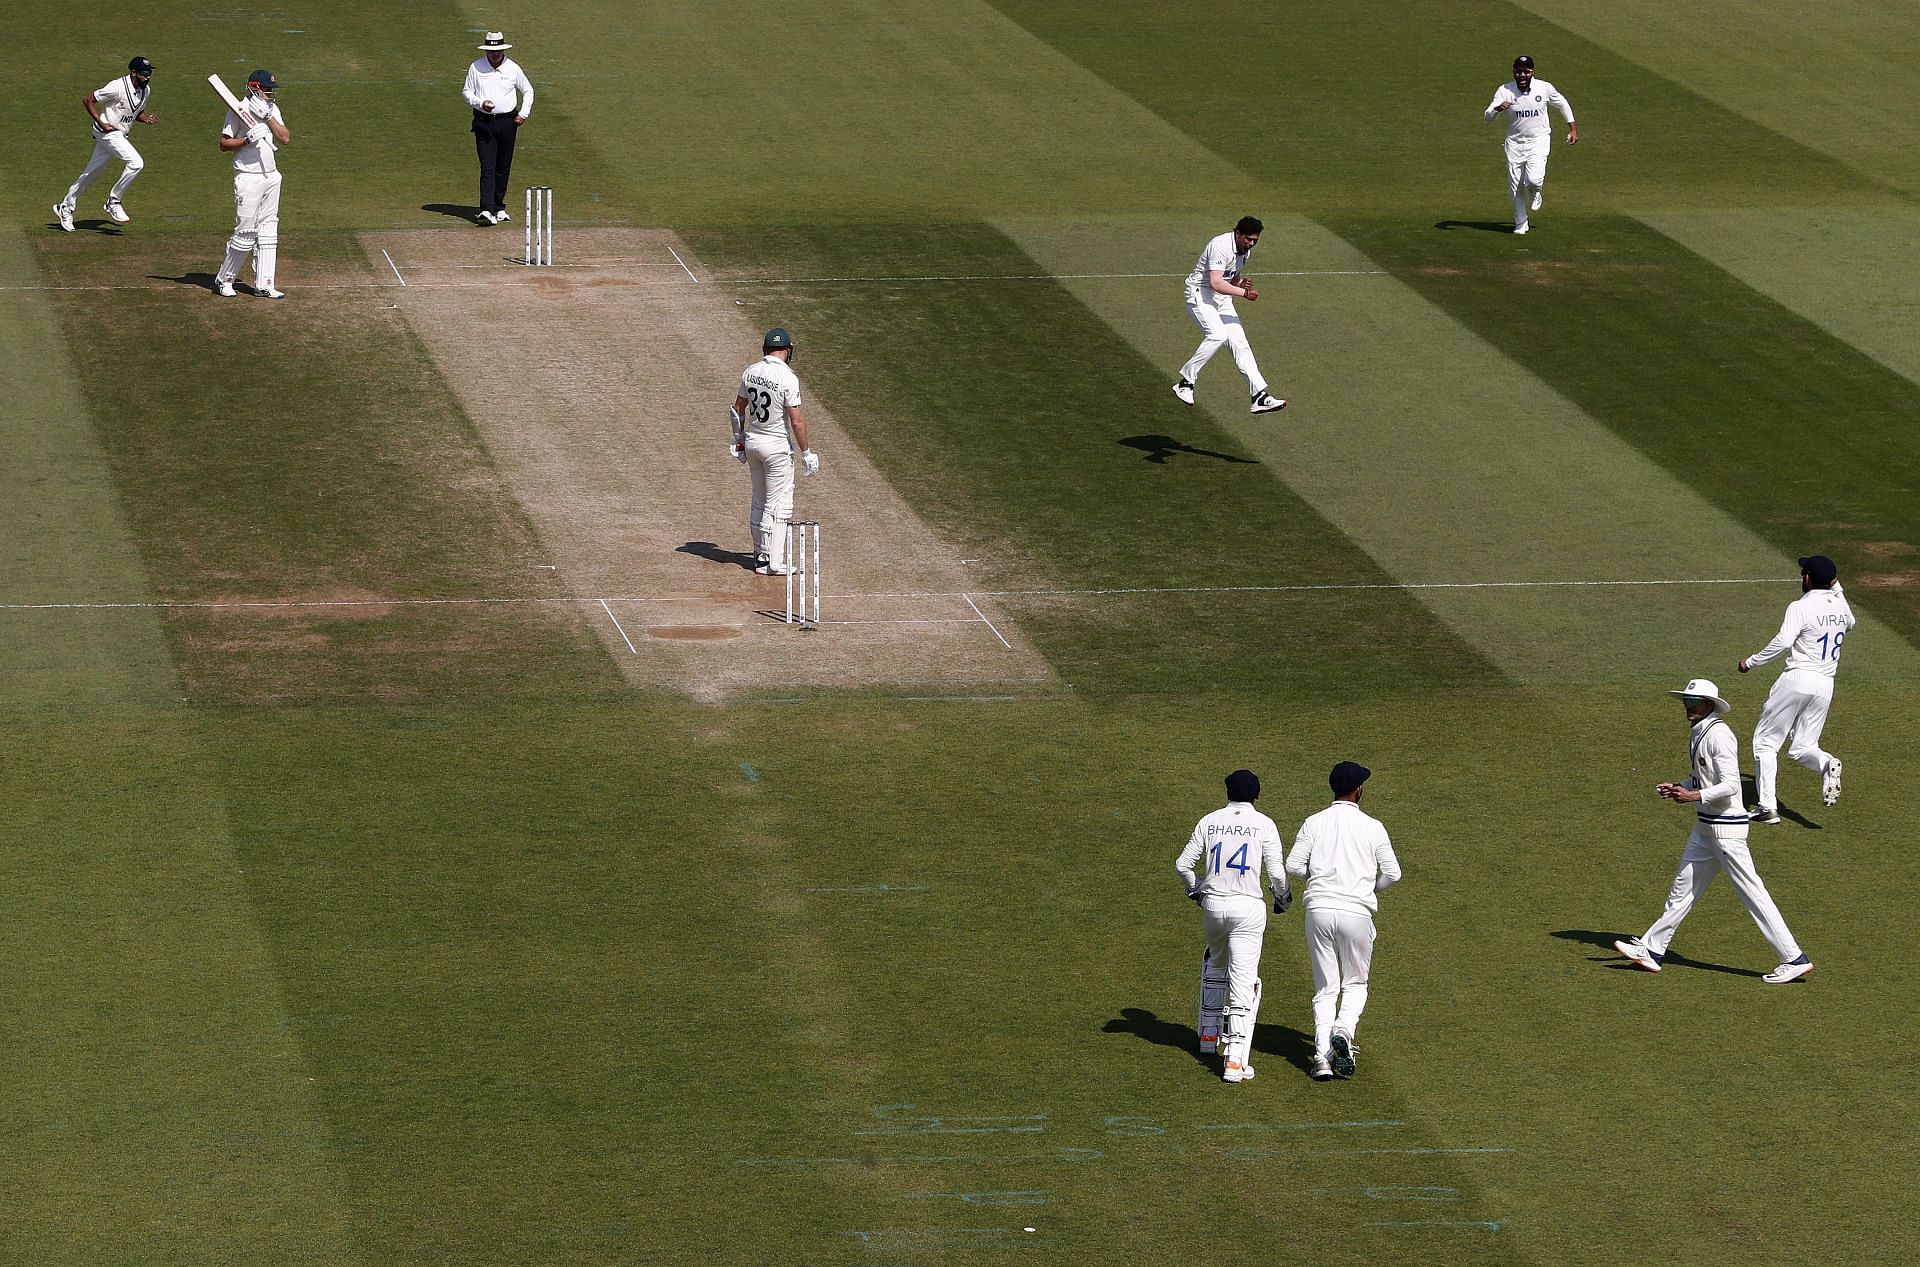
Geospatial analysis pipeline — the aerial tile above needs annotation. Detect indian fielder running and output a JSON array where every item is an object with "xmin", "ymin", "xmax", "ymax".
[
  {"xmin": 1483, "ymin": 55, "xmax": 1577, "ymax": 235},
  {"xmin": 1738, "ymin": 554, "xmax": 1854, "ymax": 823},
  {"xmin": 1175, "ymin": 769, "xmax": 1291, "ymax": 1084}
]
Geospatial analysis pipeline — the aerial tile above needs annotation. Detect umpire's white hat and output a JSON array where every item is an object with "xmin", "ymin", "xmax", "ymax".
[
  {"xmin": 478, "ymin": 32, "xmax": 513, "ymax": 51},
  {"xmin": 1668, "ymin": 678, "xmax": 1731, "ymax": 715}
]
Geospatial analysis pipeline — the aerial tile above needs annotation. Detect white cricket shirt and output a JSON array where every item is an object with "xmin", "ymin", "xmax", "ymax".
[
  {"xmin": 1185, "ymin": 231, "xmax": 1249, "ymax": 301},
  {"xmin": 1174, "ymin": 802, "xmax": 1286, "ymax": 902},
  {"xmin": 222, "ymin": 103, "xmax": 286, "ymax": 173},
  {"xmin": 738, "ymin": 356, "xmax": 803, "ymax": 439},
  {"xmin": 1685, "ymin": 716, "xmax": 1748, "ymax": 831},
  {"xmin": 1746, "ymin": 584, "xmax": 1855, "ymax": 678},
  {"xmin": 1485, "ymin": 78, "xmax": 1574, "ymax": 141},
  {"xmin": 463, "ymin": 57, "xmax": 535, "ymax": 117},
  {"xmin": 91, "ymin": 76, "xmax": 150, "ymax": 135},
  {"xmin": 1285, "ymin": 800, "xmax": 1400, "ymax": 916}
]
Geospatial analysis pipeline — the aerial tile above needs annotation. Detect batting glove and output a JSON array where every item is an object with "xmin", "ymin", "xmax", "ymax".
[
  {"xmin": 801, "ymin": 450, "xmax": 821, "ymax": 477},
  {"xmin": 1187, "ymin": 888, "xmax": 1202, "ymax": 904},
  {"xmin": 729, "ymin": 442, "xmax": 746, "ymax": 463},
  {"xmin": 245, "ymin": 122, "xmax": 271, "ymax": 145}
]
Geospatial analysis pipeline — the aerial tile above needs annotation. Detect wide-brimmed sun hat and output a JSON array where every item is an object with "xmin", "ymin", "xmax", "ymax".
[{"xmin": 1667, "ymin": 678, "xmax": 1730, "ymax": 715}]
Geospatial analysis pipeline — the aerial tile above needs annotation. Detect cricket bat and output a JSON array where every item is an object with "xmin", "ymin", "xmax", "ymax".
[{"xmin": 207, "ymin": 73, "xmax": 276, "ymax": 173}]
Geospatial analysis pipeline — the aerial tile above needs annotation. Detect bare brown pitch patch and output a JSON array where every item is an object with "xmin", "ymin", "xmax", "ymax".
[{"xmin": 363, "ymin": 228, "xmax": 1054, "ymax": 700}]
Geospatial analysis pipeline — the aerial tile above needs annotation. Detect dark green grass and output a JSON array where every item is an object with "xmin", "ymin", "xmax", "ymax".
[
  {"xmin": 690, "ymin": 221, "xmax": 1503, "ymax": 698},
  {"xmin": 1329, "ymin": 213, "xmax": 1920, "ymax": 643}
]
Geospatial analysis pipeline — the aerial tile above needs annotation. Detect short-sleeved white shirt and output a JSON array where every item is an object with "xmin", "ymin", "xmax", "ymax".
[
  {"xmin": 222, "ymin": 103, "xmax": 285, "ymax": 173},
  {"xmin": 92, "ymin": 76, "xmax": 150, "ymax": 134},
  {"xmin": 1185, "ymin": 231, "xmax": 1248, "ymax": 300},
  {"xmin": 738, "ymin": 355, "xmax": 803, "ymax": 439}
]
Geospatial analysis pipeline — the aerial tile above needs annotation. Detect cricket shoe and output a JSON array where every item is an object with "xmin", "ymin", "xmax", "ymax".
[
  {"xmin": 1747, "ymin": 807, "xmax": 1782, "ymax": 825},
  {"xmin": 1763, "ymin": 955, "xmax": 1814, "ymax": 985},
  {"xmin": 1221, "ymin": 1059, "xmax": 1255, "ymax": 1083},
  {"xmin": 1250, "ymin": 390, "xmax": 1287, "ymax": 415},
  {"xmin": 1513, "ymin": 224, "xmax": 1530, "ymax": 235},
  {"xmin": 755, "ymin": 563, "xmax": 792, "ymax": 576},
  {"xmin": 259, "ymin": 287, "xmax": 287, "ymax": 300},
  {"xmin": 1531, "ymin": 189, "xmax": 1544, "ymax": 211},
  {"xmin": 1329, "ymin": 1030, "xmax": 1357, "ymax": 1079},
  {"xmin": 54, "ymin": 203, "xmax": 75, "ymax": 232},
  {"xmin": 1822, "ymin": 758, "xmax": 1843, "ymax": 807},
  {"xmin": 1613, "ymin": 938, "xmax": 1663, "ymax": 973},
  {"xmin": 478, "ymin": 210, "xmax": 497, "ymax": 225},
  {"xmin": 1172, "ymin": 378, "xmax": 1195, "ymax": 406},
  {"xmin": 1310, "ymin": 1056, "xmax": 1335, "ymax": 1082},
  {"xmin": 104, "ymin": 201, "xmax": 130, "ymax": 224},
  {"xmin": 496, "ymin": 209, "xmax": 511, "ymax": 222},
  {"xmin": 214, "ymin": 279, "xmax": 237, "ymax": 298}
]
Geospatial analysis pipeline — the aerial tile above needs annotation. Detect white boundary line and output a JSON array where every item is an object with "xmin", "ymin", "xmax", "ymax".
[
  {"xmin": 962, "ymin": 593, "xmax": 1013, "ymax": 650},
  {"xmin": 598, "ymin": 598, "xmax": 638, "ymax": 654},
  {"xmin": 665, "ymin": 244, "xmax": 700, "ymax": 283},
  {"xmin": 0, "ymin": 577, "xmax": 1788, "ymax": 613},
  {"xmin": 380, "ymin": 248, "xmax": 406, "ymax": 287}
]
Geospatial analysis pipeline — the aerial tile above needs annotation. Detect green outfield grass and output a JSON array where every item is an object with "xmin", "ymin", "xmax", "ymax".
[{"xmin": 4, "ymin": 2, "xmax": 1917, "ymax": 1265}]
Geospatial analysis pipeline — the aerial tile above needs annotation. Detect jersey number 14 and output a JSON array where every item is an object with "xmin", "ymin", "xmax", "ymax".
[{"xmin": 1209, "ymin": 841, "xmax": 1251, "ymax": 876}]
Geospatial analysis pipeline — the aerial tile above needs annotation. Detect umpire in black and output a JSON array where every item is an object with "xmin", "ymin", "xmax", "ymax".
[{"xmin": 460, "ymin": 32, "xmax": 535, "ymax": 225}]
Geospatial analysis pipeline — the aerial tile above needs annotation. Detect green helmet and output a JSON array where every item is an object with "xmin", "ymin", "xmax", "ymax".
[{"xmin": 763, "ymin": 327, "xmax": 793, "ymax": 352}]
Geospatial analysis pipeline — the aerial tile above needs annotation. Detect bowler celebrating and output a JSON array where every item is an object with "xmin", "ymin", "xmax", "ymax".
[
  {"xmin": 1484, "ymin": 55, "xmax": 1577, "ymax": 235},
  {"xmin": 1172, "ymin": 218, "xmax": 1287, "ymax": 415}
]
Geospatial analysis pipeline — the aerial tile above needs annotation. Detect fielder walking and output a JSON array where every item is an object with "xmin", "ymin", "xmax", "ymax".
[
  {"xmin": 1739, "ymin": 554, "xmax": 1855, "ymax": 823},
  {"xmin": 1285, "ymin": 761, "xmax": 1400, "ymax": 1082},
  {"xmin": 731, "ymin": 328, "xmax": 819, "ymax": 575},
  {"xmin": 1175, "ymin": 769, "xmax": 1290, "ymax": 1084},
  {"xmin": 1172, "ymin": 217, "xmax": 1287, "ymax": 415},
  {"xmin": 1483, "ymin": 55, "xmax": 1577, "ymax": 235},
  {"xmin": 1613, "ymin": 679, "xmax": 1813, "ymax": 984},
  {"xmin": 213, "ymin": 71, "xmax": 290, "ymax": 299},
  {"xmin": 54, "ymin": 57, "xmax": 158, "ymax": 231},
  {"xmin": 463, "ymin": 33, "xmax": 534, "ymax": 226}
]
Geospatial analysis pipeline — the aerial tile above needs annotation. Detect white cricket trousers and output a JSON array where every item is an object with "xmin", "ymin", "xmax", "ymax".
[
  {"xmin": 61, "ymin": 131, "xmax": 145, "ymax": 210},
  {"xmin": 1179, "ymin": 293, "xmax": 1269, "ymax": 398},
  {"xmin": 1199, "ymin": 893, "xmax": 1267, "ymax": 1070},
  {"xmin": 1305, "ymin": 906, "xmax": 1374, "ymax": 1056},
  {"xmin": 1640, "ymin": 827, "xmax": 1802, "ymax": 963},
  {"xmin": 1751, "ymin": 669, "xmax": 1836, "ymax": 813},
  {"xmin": 219, "ymin": 171, "xmax": 284, "ymax": 291},
  {"xmin": 745, "ymin": 434, "xmax": 796, "ymax": 567},
  {"xmin": 1505, "ymin": 137, "xmax": 1549, "ymax": 230}
]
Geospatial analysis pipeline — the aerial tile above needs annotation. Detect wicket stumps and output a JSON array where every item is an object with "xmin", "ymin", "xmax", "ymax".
[
  {"xmin": 785, "ymin": 520, "xmax": 822, "ymax": 628},
  {"xmin": 524, "ymin": 185, "xmax": 553, "ymax": 266}
]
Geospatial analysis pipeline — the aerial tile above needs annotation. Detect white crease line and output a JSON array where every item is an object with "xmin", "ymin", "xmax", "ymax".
[
  {"xmin": 665, "ymin": 244, "xmax": 700, "ymax": 283},
  {"xmin": 0, "ymin": 270, "xmax": 1382, "ymax": 294},
  {"xmin": 386, "ymin": 261, "xmax": 688, "ymax": 271},
  {"xmin": 0, "ymin": 577, "xmax": 1791, "ymax": 613},
  {"xmin": 962, "ymin": 593, "xmax": 1013, "ymax": 650},
  {"xmin": 380, "ymin": 248, "xmax": 406, "ymax": 287},
  {"xmin": 599, "ymin": 599, "xmax": 638, "ymax": 655}
]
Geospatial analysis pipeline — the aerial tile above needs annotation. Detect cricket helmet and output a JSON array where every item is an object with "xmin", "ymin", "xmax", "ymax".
[
  {"xmin": 763, "ymin": 327, "xmax": 794, "ymax": 352},
  {"xmin": 247, "ymin": 69, "xmax": 278, "ymax": 94}
]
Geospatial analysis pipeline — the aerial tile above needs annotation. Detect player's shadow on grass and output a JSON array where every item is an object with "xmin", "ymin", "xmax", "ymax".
[
  {"xmin": 1550, "ymin": 929, "xmax": 1764, "ymax": 978},
  {"xmin": 422, "ymin": 203, "xmax": 485, "ymax": 223},
  {"xmin": 1434, "ymin": 219, "xmax": 1516, "ymax": 234},
  {"xmin": 678, "ymin": 540, "xmax": 759, "ymax": 570},
  {"xmin": 1118, "ymin": 435, "xmax": 1259, "ymax": 465},
  {"xmin": 1740, "ymin": 777, "xmax": 1823, "ymax": 830},
  {"xmin": 1104, "ymin": 1007, "xmax": 1318, "ymax": 1074},
  {"xmin": 61, "ymin": 218, "xmax": 123, "ymax": 235},
  {"xmin": 149, "ymin": 271, "xmax": 221, "ymax": 292}
]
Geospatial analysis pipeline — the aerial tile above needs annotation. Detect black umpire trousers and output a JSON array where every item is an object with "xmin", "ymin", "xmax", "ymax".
[{"xmin": 472, "ymin": 110, "xmax": 519, "ymax": 215}]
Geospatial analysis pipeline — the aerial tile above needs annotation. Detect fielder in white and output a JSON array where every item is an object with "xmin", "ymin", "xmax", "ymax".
[
  {"xmin": 1484, "ymin": 55, "xmax": 1577, "ymax": 235},
  {"xmin": 1739, "ymin": 554, "xmax": 1854, "ymax": 823},
  {"xmin": 54, "ymin": 57, "xmax": 158, "ymax": 231},
  {"xmin": 1285, "ymin": 761, "xmax": 1400, "ymax": 1082},
  {"xmin": 1175, "ymin": 769, "xmax": 1290, "ymax": 1084},
  {"xmin": 214, "ymin": 70, "xmax": 290, "ymax": 300},
  {"xmin": 1172, "ymin": 217, "xmax": 1287, "ymax": 416},
  {"xmin": 730, "ymin": 327, "xmax": 819, "ymax": 576},
  {"xmin": 1613, "ymin": 679, "xmax": 1813, "ymax": 984}
]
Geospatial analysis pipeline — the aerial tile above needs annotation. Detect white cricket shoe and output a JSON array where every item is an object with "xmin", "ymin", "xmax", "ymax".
[
  {"xmin": 1822, "ymin": 758, "xmax": 1843, "ymax": 806},
  {"xmin": 259, "ymin": 287, "xmax": 287, "ymax": 300},
  {"xmin": 1329, "ymin": 1030, "xmax": 1357, "ymax": 1078},
  {"xmin": 1763, "ymin": 955, "xmax": 1813, "ymax": 985},
  {"xmin": 478, "ymin": 210, "xmax": 497, "ymax": 225},
  {"xmin": 1172, "ymin": 378, "xmax": 1195, "ymax": 406},
  {"xmin": 1221, "ymin": 1059, "xmax": 1254, "ymax": 1083},
  {"xmin": 214, "ymin": 279, "xmax": 236, "ymax": 298},
  {"xmin": 1310, "ymin": 1056, "xmax": 1334, "ymax": 1082},
  {"xmin": 1513, "ymin": 224, "xmax": 1531, "ymax": 235},
  {"xmin": 496, "ymin": 209, "xmax": 511, "ymax": 223},
  {"xmin": 755, "ymin": 563, "xmax": 792, "ymax": 576},
  {"xmin": 104, "ymin": 201, "xmax": 130, "ymax": 224},
  {"xmin": 1250, "ymin": 390, "xmax": 1287, "ymax": 415},
  {"xmin": 1747, "ymin": 807, "xmax": 1782, "ymax": 825},
  {"xmin": 1531, "ymin": 189, "xmax": 1544, "ymax": 212},
  {"xmin": 1613, "ymin": 938, "xmax": 1663, "ymax": 973},
  {"xmin": 54, "ymin": 203, "xmax": 75, "ymax": 232}
]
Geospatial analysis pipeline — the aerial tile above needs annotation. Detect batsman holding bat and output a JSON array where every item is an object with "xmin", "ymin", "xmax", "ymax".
[{"xmin": 211, "ymin": 70, "xmax": 290, "ymax": 299}]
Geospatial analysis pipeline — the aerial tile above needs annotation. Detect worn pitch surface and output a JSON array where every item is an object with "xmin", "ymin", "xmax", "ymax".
[{"xmin": 365, "ymin": 227, "xmax": 1053, "ymax": 698}]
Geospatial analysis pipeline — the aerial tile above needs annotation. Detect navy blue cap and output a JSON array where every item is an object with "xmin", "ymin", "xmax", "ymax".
[
  {"xmin": 1798, "ymin": 555, "xmax": 1838, "ymax": 586},
  {"xmin": 1330, "ymin": 761, "xmax": 1371, "ymax": 797},
  {"xmin": 129, "ymin": 57, "xmax": 154, "ymax": 75},
  {"xmin": 1225, "ymin": 769, "xmax": 1261, "ymax": 802},
  {"xmin": 1513, "ymin": 55, "xmax": 1534, "ymax": 69}
]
